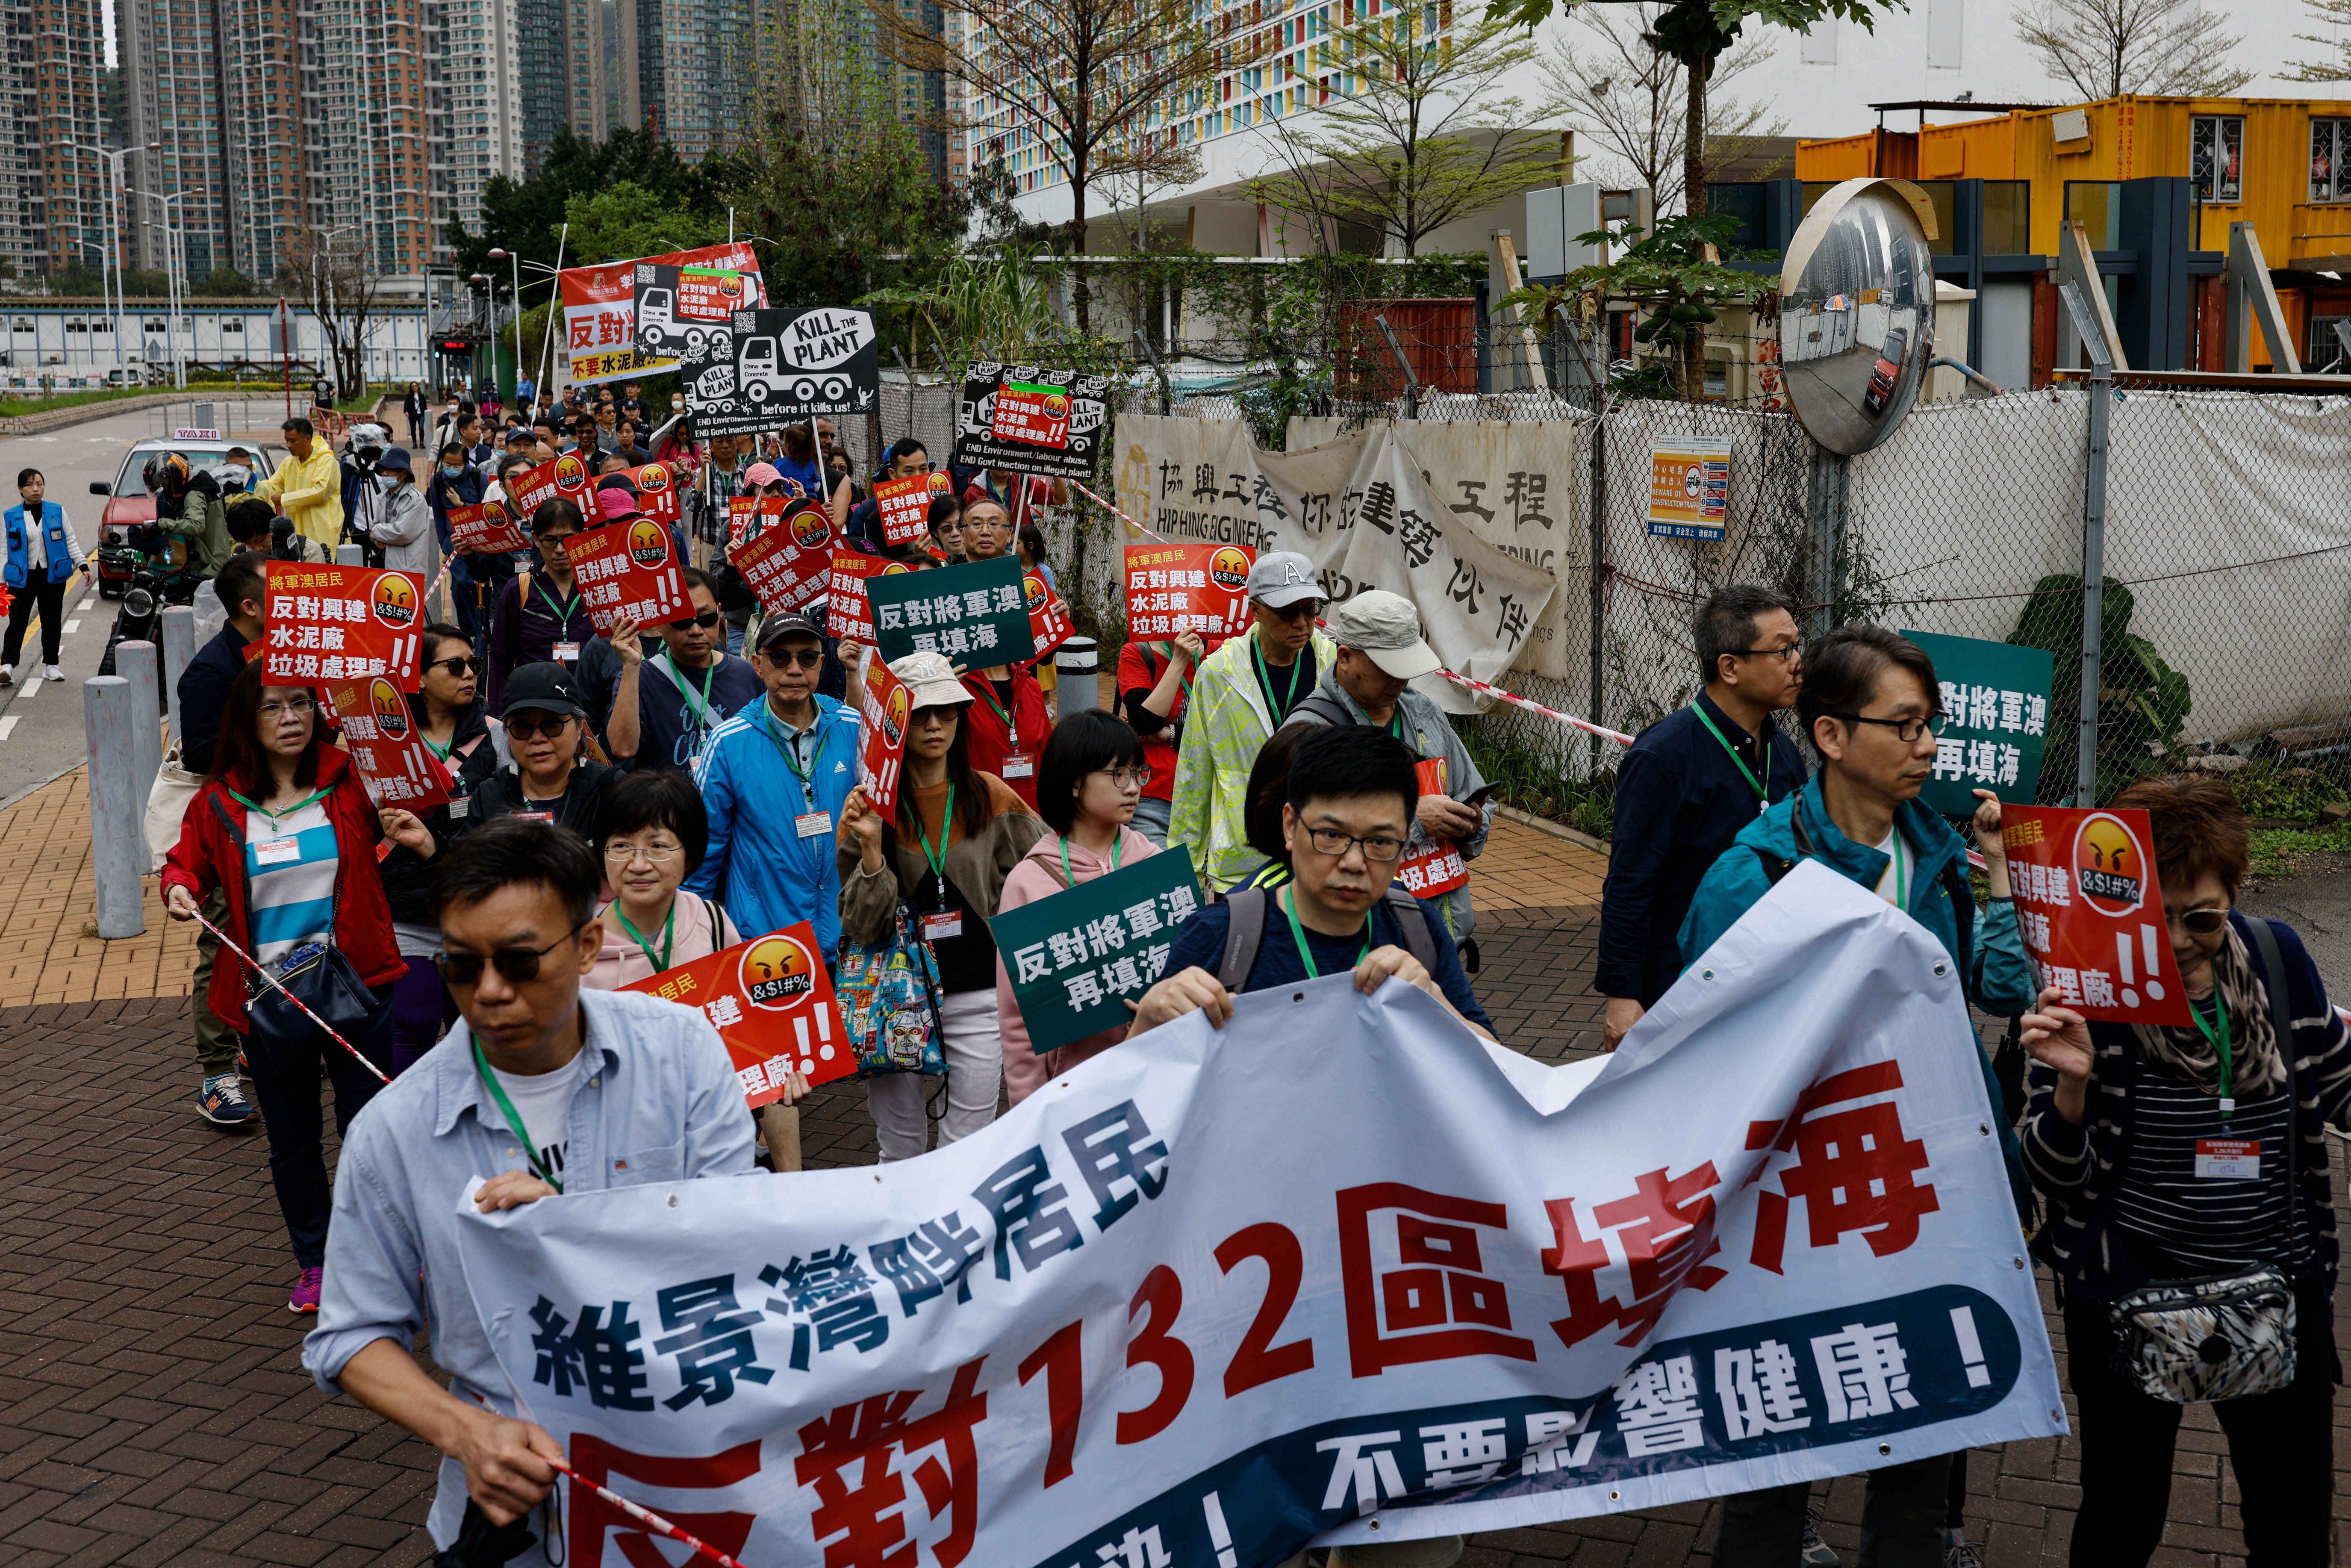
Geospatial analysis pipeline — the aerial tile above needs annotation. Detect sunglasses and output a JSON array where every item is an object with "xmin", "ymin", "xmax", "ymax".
[
  {"xmin": 433, "ymin": 920, "xmax": 589, "ymax": 986},
  {"xmin": 505, "ymin": 713, "xmax": 577, "ymax": 740},
  {"xmin": 2177, "ymin": 906, "xmax": 2231, "ymax": 935},
  {"xmin": 430, "ymin": 655, "xmax": 483, "ymax": 677},
  {"xmin": 1266, "ymin": 600, "xmax": 1323, "ymax": 621},
  {"xmin": 763, "ymin": 645, "xmax": 822, "ymax": 669},
  {"xmin": 668, "ymin": 610, "xmax": 723, "ymax": 630}
]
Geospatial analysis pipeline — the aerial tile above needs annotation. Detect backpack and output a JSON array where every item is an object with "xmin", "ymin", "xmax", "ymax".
[
  {"xmin": 1279, "ymin": 691, "xmax": 1357, "ymax": 729},
  {"xmin": 1214, "ymin": 884, "xmax": 1438, "ymax": 990}
]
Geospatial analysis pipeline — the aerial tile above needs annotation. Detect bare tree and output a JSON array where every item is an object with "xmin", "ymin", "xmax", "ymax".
[
  {"xmin": 2018, "ymin": 0, "xmax": 2253, "ymax": 99},
  {"xmin": 279, "ymin": 229, "xmax": 383, "ymax": 399},
  {"xmin": 2288, "ymin": 0, "xmax": 2351, "ymax": 81},
  {"xmin": 1544, "ymin": 4, "xmax": 1785, "ymax": 218},
  {"xmin": 871, "ymin": 0, "xmax": 1216, "ymax": 328}
]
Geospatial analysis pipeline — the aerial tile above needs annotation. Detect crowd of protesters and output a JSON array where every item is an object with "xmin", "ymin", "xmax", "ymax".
[{"xmin": 126, "ymin": 378, "xmax": 2347, "ymax": 1568}]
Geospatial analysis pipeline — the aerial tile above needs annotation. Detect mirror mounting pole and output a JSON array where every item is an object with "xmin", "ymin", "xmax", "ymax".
[{"xmin": 2057, "ymin": 280, "xmax": 2112, "ymax": 805}]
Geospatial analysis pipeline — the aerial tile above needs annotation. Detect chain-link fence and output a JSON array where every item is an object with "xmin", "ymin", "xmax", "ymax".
[{"xmin": 1105, "ymin": 382, "xmax": 2351, "ymax": 820}]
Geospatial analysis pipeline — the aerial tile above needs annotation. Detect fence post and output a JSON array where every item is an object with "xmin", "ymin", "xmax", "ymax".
[
  {"xmin": 116, "ymin": 640, "xmax": 163, "ymax": 799},
  {"xmin": 1806, "ymin": 442, "xmax": 1850, "ymax": 641},
  {"xmin": 159, "ymin": 604, "xmax": 194, "ymax": 751},
  {"xmin": 1055, "ymin": 637, "xmax": 1101, "ymax": 721},
  {"xmin": 336, "ymin": 542, "xmax": 365, "ymax": 567},
  {"xmin": 2059, "ymin": 282, "xmax": 2113, "ymax": 805},
  {"xmin": 85, "ymin": 675, "xmax": 145, "ymax": 939},
  {"xmin": 1586, "ymin": 407, "xmax": 1608, "ymax": 778}
]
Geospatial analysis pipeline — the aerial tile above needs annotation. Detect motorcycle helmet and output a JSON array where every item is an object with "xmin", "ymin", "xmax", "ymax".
[{"xmin": 142, "ymin": 451, "xmax": 191, "ymax": 502}]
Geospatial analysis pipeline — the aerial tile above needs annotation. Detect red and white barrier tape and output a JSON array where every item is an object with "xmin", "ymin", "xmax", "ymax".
[
  {"xmin": 1434, "ymin": 668, "xmax": 1635, "ymax": 748},
  {"xmin": 549, "ymin": 1456, "xmax": 747, "ymax": 1568},
  {"xmin": 188, "ymin": 910, "xmax": 392, "ymax": 1085},
  {"xmin": 1068, "ymin": 478, "xmax": 1168, "ymax": 542}
]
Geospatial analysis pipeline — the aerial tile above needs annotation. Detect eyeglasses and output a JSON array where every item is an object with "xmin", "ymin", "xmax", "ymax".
[
  {"xmin": 668, "ymin": 610, "xmax": 723, "ymax": 630},
  {"xmin": 258, "ymin": 696, "xmax": 316, "ymax": 719},
  {"xmin": 1094, "ymin": 766, "xmax": 1153, "ymax": 790},
  {"xmin": 433, "ymin": 920, "xmax": 590, "ymax": 986},
  {"xmin": 1303, "ymin": 825, "xmax": 1406, "ymax": 863},
  {"xmin": 505, "ymin": 713, "xmax": 577, "ymax": 740},
  {"xmin": 2176, "ymin": 906, "xmax": 2231, "ymax": 935},
  {"xmin": 1265, "ymin": 600, "xmax": 1323, "ymax": 621},
  {"xmin": 430, "ymin": 656, "xmax": 483, "ymax": 677},
  {"xmin": 764, "ymin": 646, "xmax": 823, "ymax": 669},
  {"xmin": 604, "ymin": 839, "xmax": 683, "ymax": 864},
  {"xmin": 537, "ymin": 532, "xmax": 576, "ymax": 548},
  {"xmin": 1735, "ymin": 643, "xmax": 1802, "ymax": 663},
  {"xmin": 1829, "ymin": 711, "xmax": 1946, "ymax": 744}
]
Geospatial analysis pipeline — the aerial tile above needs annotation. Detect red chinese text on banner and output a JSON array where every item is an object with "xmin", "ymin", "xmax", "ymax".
[
  {"xmin": 2001, "ymin": 804, "xmax": 2192, "ymax": 1026},
  {"xmin": 448, "ymin": 503, "xmax": 530, "ymax": 555},
  {"xmin": 321, "ymin": 677, "xmax": 451, "ymax": 812},
  {"xmin": 512, "ymin": 451, "xmax": 594, "ymax": 514},
  {"xmin": 560, "ymin": 240, "xmax": 763, "ymax": 386},
  {"xmin": 731, "ymin": 524, "xmax": 832, "ymax": 617},
  {"xmin": 613, "ymin": 461, "xmax": 683, "ymax": 525},
  {"xmin": 829, "ymin": 548, "xmax": 908, "ymax": 646},
  {"xmin": 872, "ymin": 472, "xmax": 942, "ymax": 547},
  {"xmin": 565, "ymin": 520, "xmax": 693, "ymax": 637},
  {"xmin": 728, "ymin": 494, "xmax": 784, "ymax": 550},
  {"xmin": 622, "ymin": 923, "xmax": 854, "ymax": 1108},
  {"xmin": 262, "ymin": 561, "xmax": 425, "ymax": 688},
  {"xmin": 1124, "ymin": 541, "xmax": 1253, "ymax": 640},
  {"xmin": 857, "ymin": 657, "xmax": 910, "ymax": 816},
  {"xmin": 1025, "ymin": 569, "xmax": 1075, "ymax": 660},
  {"xmin": 1395, "ymin": 757, "xmax": 1470, "ymax": 897},
  {"xmin": 990, "ymin": 380, "xmax": 1072, "ymax": 448}
]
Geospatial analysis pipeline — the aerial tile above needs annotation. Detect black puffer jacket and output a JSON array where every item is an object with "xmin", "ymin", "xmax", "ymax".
[
  {"xmin": 469, "ymin": 757, "xmax": 616, "ymax": 838},
  {"xmin": 377, "ymin": 701, "xmax": 506, "ymax": 925}
]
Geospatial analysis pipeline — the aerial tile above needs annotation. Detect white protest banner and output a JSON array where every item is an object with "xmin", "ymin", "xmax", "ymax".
[
  {"xmin": 1111, "ymin": 415, "xmax": 1557, "ymax": 707},
  {"xmin": 454, "ymin": 863, "xmax": 2061, "ymax": 1567}
]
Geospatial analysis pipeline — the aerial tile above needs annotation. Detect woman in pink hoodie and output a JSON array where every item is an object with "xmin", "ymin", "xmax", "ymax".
[{"xmin": 996, "ymin": 710, "xmax": 1162, "ymax": 1102}]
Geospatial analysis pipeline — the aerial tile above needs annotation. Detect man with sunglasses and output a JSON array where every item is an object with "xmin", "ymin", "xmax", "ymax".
[
  {"xmin": 686, "ymin": 612, "xmax": 864, "ymax": 961},
  {"xmin": 951, "ymin": 495, "xmax": 1055, "ymax": 808},
  {"xmin": 592, "ymin": 567, "xmax": 765, "ymax": 774},
  {"xmin": 1598, "ymin": 584, "xmax": 1810, "ymax": 1052},
  {"xmin": 304, "ymin": 819, "xmax": 757, "ymax": 1565},
  {"xmin": 1677, "ymin": 623, "xmax": 2036, "ymax": 1568},
  {"xmin": 1168, "ymin": 550, "xmax": 1336, "ymax": 891}
]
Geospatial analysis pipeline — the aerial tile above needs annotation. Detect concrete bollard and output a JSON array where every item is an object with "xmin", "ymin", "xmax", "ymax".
[
  {"xmin": 1055, "ymin": 637, "xmax": 1101, "ymax": 721},
  {"xmin": 158, "ymin": 606, "xmax": 194, "ymax": 752},
  {"xmin": 336, "ymin": 543, "xmax": 365, "ymax": 567},
  {"xmin": 85, "ymin": 676, "xmax": 146, "ymax": 939},
  {"xmin": 116, "ymin": 640, "xmax": 164, "ymax": 799}
]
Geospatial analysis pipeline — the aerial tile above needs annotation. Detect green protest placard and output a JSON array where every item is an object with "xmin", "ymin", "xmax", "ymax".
[
  {"xmin": 990, "ymin": 847, "xmax": 1202, "ymax": 1055},
  {"xmin": 867, "ymin": 555, "xmax": 1037, "ymax": 666},
  {"xmin": 1901, "ymin": 629, "xmax": 2056, "ymax": 817}
]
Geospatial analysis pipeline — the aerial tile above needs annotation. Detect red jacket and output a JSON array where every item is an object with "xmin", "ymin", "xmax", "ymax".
[
  {"xmin": 960, "ymin": 667, "xmax": 1053, "ymax": 809},
  {"xmin": 161, "ymin": 748, "xmax": 405, "ymax": 1033}
]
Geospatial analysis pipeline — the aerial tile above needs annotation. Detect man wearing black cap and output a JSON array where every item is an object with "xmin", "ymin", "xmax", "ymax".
[{"xmin": 685, "ymin": 611, "xmax": 864, "ymax": 961}]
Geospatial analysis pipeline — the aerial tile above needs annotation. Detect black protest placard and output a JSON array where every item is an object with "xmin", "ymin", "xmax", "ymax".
[
  {"xmin": 678, "ymin": 306, "xmax": 880, "ymax": 438},
  {"xmin": 950, "ymin": 363, "xmax": 1111, "ymax": 480},
  {"xmin": 630, "ymin": 262, "xmax": 754, "ymax": 357}
]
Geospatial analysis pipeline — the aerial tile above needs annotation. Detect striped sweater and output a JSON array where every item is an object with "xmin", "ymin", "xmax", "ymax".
[{"xmin": 2022, "ymin": 911, "xmax": 2351, "ymax": 1304}]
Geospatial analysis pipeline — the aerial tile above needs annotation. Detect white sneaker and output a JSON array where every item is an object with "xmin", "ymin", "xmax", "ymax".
[
  {"xmin": 42, "ymin": 664, "xmax": 62, "ymax": 681},
  {"xmin": 1802, "ymin": 1510, "xmax": 1841, "ymax": 1567}
]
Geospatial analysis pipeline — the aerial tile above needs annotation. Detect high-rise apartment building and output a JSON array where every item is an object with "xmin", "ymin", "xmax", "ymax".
[
  {"xmin": 0, "ymin": 0, "xmax": 109, "ymax": 282},
  {"xmin": 430, "ymin": 0, "xmax": 524, "ymax": 242},
  {"xmin": 118, "ymin": 0, "xmax": 230, "ymax": 280},
  {"xmin": 215, "ymin": 0, "xmax": 304, "ymax": 285}
]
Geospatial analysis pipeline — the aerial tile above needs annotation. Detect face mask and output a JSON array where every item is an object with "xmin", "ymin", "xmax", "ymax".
[
  {"xmin": 442, "ymin": 463, "xmax": 464, "ymax": 477},
  {"xmin": 221, "ymin": 465, "xmax": 249, "ymax": 485}
]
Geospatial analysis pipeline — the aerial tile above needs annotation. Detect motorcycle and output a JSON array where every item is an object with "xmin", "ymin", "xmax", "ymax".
[{"xmin": 97, "ymin": 523, "xmax": 206, "ymax": 706}]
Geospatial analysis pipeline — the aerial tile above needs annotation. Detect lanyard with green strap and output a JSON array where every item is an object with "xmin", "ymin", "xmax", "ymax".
[
  {"xmin": 1059, "ymin": 832, "xmax": 1122, "ymax": 888},
  {"xmin": 228, "ymin": 783, "xmax": 335, "ymax": 822},
  {"xmin": 1154, "ymin": 642, "xmax": 1194, "ymax": 713},
  {"xmin": 470, "ymin": 1033, "xmax": 564, "ymax": 1192},
  {"xmin": 2190, "ymin": 991, "xmax": 2236, "ymax": 1118},
  {"xmin": 657, "ymin": 654, "xmax": 722, "ymax": 732},
  {"xmin": 1253, "ymin": 642, "xmax": 1304, "ymax": 725},
  {"xmin": 537, "ymin": 581, "xmax": 582, "ymax": 627},
  {"xmin": 1692, "ymin": 702, "xmax": 1771, "ymax": 811},
  {"xmin": 763, "ymin": 706, "xmax": 817, "ymax": 795},
  {"xmin": 916, "ymin": 782, "xmax": 955, "ymax": 903},
  {"xmin": 611, "ymin": 902, "xmax": 675, "ymax": 974},
  {"xmin": 975, "ymin": 678, "xmax": 1016, "ymax": 736},
  {"xmin": 1281, "ymin": 884, "xmax": 1370, "ymax": 979},
  {"xmin": 1880, "ymin": 837, "xmax": 1909, "ymax": 909}
]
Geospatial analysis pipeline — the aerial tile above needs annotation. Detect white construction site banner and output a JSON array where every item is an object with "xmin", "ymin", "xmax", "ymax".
[
  {"xmin": 455, "ymin": 864, "xmax": 2064, "ymax": 1568},
  {"xmin": 1110, "ymin": 415, "xmax": 1561, "ymax": 700}
]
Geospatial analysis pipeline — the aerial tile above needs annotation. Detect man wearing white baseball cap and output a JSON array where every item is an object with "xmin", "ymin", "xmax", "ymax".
[
  {"xmin": 1281, "ymin": 589, "xmax": 1492, "ymax": 952},
  {"xmin": 1167, "ymin": 549, "xmax": 1336, "ymax": 891}
]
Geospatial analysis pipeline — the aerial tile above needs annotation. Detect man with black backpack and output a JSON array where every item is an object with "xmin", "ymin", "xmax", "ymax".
[{"xmin": 1129, "ymin": 726, "xmax": 1493, "ymax": 1045}]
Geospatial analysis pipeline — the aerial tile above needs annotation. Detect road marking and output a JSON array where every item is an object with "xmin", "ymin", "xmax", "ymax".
[
  {"xmin": 17, "ymin": 672, "xmax": 37, "ymax": 696},
  {"xmin": 0, "ymin": 716, "xmax": 16, "ymax": 740},
  {"xmin": 62, "ymin": 618, "xmax": 80, "ymax": 634},
  {"xmin": 76, "ymin": 597, "xmax": 93, "ymax": 612}
]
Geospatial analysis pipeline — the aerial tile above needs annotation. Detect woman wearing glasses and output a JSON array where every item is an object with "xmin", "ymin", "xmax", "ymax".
[
  {"xmin": 2019, "ymin": 778, "xmax": 2350, "ymax": 1567},
  {"xmin": 468, "ymin": 662, "xmax": 616, "ymax": 834},
  {"xmin": 996, "ymin": 711, "xmax": 1165, "ymax": 1105},
  {"xmin": 377, "ymin": 625, "xmax": 510, "ymax": 1072},
  {"xmin": 163, "ymin": 662, "xmax": 405, "ymax": 1315}
]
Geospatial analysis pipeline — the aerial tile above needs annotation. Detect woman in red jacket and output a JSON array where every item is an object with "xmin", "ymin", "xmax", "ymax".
[{"xmin": 163, "ymin": 660, "xmax": 405, "ymax": 1315}]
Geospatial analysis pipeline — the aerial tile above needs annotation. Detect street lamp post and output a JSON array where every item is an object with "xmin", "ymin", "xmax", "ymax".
[
  {"xmin": 468, "ymin": 272, "xmax": 492, "ymax": 400},
  {"xmin": 487, "ymin": 246, "xmax": 524, "ymax": 403},
  {"xmin": 128, "ymin": 187, "xmax": 197, "ymax": 389},
  {"xmin": 53, "ymin": 140, "xmax": 160, "ymax": 385}
]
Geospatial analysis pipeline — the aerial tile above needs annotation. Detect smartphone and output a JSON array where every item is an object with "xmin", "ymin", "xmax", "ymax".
[{"xmin": 1462, "ymin": 784, "xmax": 1500, "ymax": 810}]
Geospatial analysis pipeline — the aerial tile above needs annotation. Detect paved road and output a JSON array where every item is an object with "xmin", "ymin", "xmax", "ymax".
[{"xmin": 2241, "ymin": 855, "xmax": 2351, "ymax": 986}]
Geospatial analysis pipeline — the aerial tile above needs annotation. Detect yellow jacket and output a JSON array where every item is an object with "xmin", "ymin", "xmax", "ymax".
[{"xmin": 254, "ymin": 445, "xmax": 343, "ymax": 547}]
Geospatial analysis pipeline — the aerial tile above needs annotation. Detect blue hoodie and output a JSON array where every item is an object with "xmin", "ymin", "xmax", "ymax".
[{"xmin": 686, "ymin": 691, "xmax": 863, "ymax": 959}]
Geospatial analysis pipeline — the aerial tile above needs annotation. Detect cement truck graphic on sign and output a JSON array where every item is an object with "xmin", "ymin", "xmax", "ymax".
[
  {"xmin": 675, "ymin": 305, "xmax": 880, "ymax": 437},
  {"xmin": 951, "ymin": 362, "xmax": 1112, "ymax": 480}
]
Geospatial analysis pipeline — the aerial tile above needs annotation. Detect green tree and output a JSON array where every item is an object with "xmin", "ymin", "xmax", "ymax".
[
  {"xmin": 445, "ymin": 127, "xmax": 730, "ymax": 274},
  {"xmin": 1253, "ymin": 9, "xmax": 1564, "ymax": 257},
  {"xmin": 199, "ymin": 266, "xmax": 257, "ymax": 297},
  {"xmin": 560, "ymin": 182, "xmax": 725, "ymax": 267}
]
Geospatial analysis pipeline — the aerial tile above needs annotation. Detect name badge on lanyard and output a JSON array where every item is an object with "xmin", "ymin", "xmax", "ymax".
[
  {"xmin": 254, "ymin": 835, "xmax": 301, "ymax": 866},
  {"xmin": 2195, "ymin": 1138, "xmax": 2260, "ymax": 1179},
  {"xmin": 553, "ymin": 641, "xmax": 581, "ymax": 663},
  {"xmin": 921, "ymin": 909, "xmax": 963, "ymax": 942},
  {"xmin": 796, "ymin": 811, "xmax": 833, "ymax": 838},
  {"xmin": 1000, "ymin": 752, "xmax": 1036, "ymax": 780}
]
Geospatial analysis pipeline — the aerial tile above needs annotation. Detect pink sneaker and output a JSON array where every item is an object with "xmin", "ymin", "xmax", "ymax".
[{"xmin": 288, "ymin": 1267, "xmax": 324, "ymax": 1314}]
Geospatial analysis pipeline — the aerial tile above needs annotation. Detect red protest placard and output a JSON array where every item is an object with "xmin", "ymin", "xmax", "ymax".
[
  {"xmin": 857, "ymin": 655, "xmax": 910, "ymax": 816},
  {"xmin": 828, "ymin": 548, "xmax": 915, "ymax": 646},
  {"xmin": 320, "ymin": 676, "xmax": 451, "ymax": 812},
  {"xmin": 448, "ymin": 502, "xmax": 530, "ymax": 555},
  {"xmin": 613, "ymin": 460, "xmax": 683, "ymax": 524},
  {"xmin": 622, "ymin": 921, "xmax": 855, "ymax": 1108},
  {"xmin": 511, "ymin": 450, "xmax": 593, "ymax": 514},
  {"xmin": 262, "ymin": 561, "xmax": 425, "ymax": 687},
  {"xmin": 731, "ymin": 515, "xmax": 834, "ymax": 616},
  {"xmin": 1394, "ymin": 757, "xmax": 1471, "ymax": 898},
  {"xmin": 871, "ymin": 471, "xmax": 943, "ymax": 547},
  {"xmin": 1124, "ymin": 541, "xmax": 1253, "ymax": 640},
  {"xmin": 2002, "ymin": 805, "xmax": 2191, "ymax": 1025},
  {"xmin": 990, "ymin": 380, "xmax": 1072, "ymax": 448},
  {"xmin": 727, "ymin": 494, "xmax": 784, "ymax": 550},
  {"xmin": 565, "ymin": 519, "xmax": 692, "ymax": 636},
  {"xmin": 1024, "ymin": 569, "xmax": 1075, "ymax": 660}
]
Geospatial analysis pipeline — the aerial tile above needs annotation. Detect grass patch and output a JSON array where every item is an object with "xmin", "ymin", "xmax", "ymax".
[
  {"xmin": 0, "ymin": 381, "xmax": 251, "ymax": 418},
  {"xmin": 2248, "ymin": 821, "xmax": 2351, "ymax": 880},
  {"xmin": 1457, "ymin": 712, "xmax": 1617, "ymax": 842}
]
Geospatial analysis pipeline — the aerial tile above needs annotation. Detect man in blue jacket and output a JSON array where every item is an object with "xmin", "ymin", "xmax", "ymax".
[
  {"xmin": 687, "ymin": 611, "xmax": 863, "ymax": 960},
  {"xmin": 1597, "ymin": 584, "xmax": 1807, "ymax": 1048},
  {"xmin": 1678, "ymin": 622, "xmax": 2035, "ymax": 1568}
]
